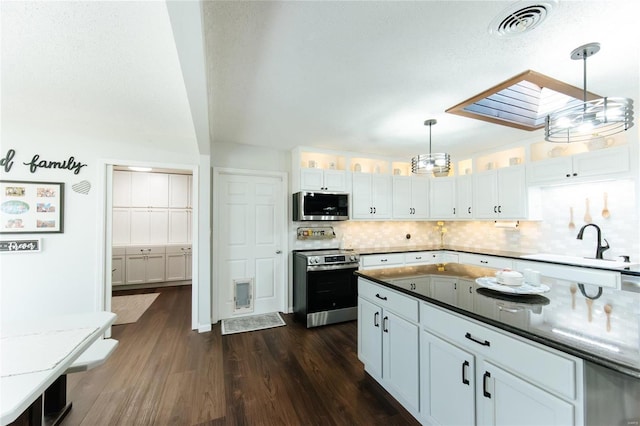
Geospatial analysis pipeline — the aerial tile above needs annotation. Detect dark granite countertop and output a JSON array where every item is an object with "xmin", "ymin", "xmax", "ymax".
[
  {"xmin": 356, "ymin": 264, "xmax": 640, "ymax": 379},
  {"xmin": 355, "ymin": 245, "xmax": 640, "ymax": 275}
]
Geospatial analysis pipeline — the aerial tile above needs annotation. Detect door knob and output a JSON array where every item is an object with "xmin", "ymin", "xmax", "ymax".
[{"xmin": 276, "ymin": 250, "xmax": 282, "ymax": 254}]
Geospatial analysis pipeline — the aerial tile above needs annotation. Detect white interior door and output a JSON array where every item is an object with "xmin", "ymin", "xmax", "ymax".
[{"xmin": 217, "ymin": 171, "xmax": 286, "ymax": 319}]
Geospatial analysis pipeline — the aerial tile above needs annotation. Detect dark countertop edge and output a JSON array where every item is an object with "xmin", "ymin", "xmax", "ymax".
[
  {"xmin": 354, "ymin": 245, "xmax": 640, "ymax": 275},
  {"xmin": 355, "ymin": 271, "xmax": 640, "ymax": 380}
]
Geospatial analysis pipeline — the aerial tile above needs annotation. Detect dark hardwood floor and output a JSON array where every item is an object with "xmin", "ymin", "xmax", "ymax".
[{"xmin": 64, "ymin": 286, "xmax": 420, "ymax": 425}]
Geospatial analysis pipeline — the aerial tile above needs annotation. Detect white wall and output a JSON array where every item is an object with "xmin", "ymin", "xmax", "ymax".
[{"xmin": 0, "ymin": 126, "xmax": 202, "ymax": 328}]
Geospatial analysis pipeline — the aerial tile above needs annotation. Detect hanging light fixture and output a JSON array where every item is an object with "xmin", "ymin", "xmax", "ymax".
[
  {"xmin": 412, "ymin": 119, "xmax": 451, "ymax": 176},
  {"xmin": 545, "ymin": 42, "xmax": 634, "ymax": 143}
]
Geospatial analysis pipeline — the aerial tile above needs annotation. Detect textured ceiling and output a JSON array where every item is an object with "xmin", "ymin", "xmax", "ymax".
[{"xmin": 203, "ymin": 1, "xmax": 640, "ymax": 158}]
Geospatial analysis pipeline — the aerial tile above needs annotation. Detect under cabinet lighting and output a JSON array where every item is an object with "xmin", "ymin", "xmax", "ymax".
[
  {"xmin": 494, "ymin": 221, "xmax": 519, "ymax": 229},
  {"xmin": 128, "ymin": 166, "xmax": 152, "ymax": 172}
]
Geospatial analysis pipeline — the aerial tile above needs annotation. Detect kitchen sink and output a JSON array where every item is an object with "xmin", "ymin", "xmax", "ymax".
[{"xmin": 519, "ymin": 253, "xmax": 635, "ymax": 269}]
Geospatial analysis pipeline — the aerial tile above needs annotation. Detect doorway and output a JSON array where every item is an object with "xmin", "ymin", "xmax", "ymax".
[
  {"xmin": 100, "ymin": 161, "xmax": 200, "ymax": 330},
  {"xmin": 213, "ymin": 168, "xmax": 288, "ymax": 321}
]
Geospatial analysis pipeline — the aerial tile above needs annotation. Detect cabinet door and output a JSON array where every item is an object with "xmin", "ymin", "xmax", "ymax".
[
  {"xmin": 572, "ymin": 145, "xmax": 630, "ymax": 178},
  {"xmin": 147, "ymin": 173, "xmax": 169, "ymax": 207},
  {"xmin": 165, "ymin": 252, "xmax": 187, "ymax": 281},
  {"xmin": 473, "ymin": 171, "xmax": 499, "ymax": 219},
  {"xmin": 112, "ymin": 171, "xmax": 131, "ymax": 207},
  {"xmin": 371, "ymin": 174, "xmax": 392, "ymax": 218},
  {"xmin": 323, "ymin": 169, "xmax": 347, "ymax": 191},
  {"xmin": 112, "ymin": 256, "xmax": 126, "ymax": 286},
  {"xmin": 125, "ymin": 255, "xmax": 147, "ymax": 284},
  {"xmin": 112, "ymin": 208, "xmax": 131, "ymax": 245},
  {"xmin": 421, "ymin": 330, "xmax": 475, "ymax": 426},
  {"xmin": 497, "ymin": 166, "xmax": 526, "ymax": 218},
  {"xmin": 352, "ymin": 173, "xmax": 373, "ymax": 219},
  {"xmin": 300, "ymin": 168, "xmax": 324, "ymax": 191},
  {"xmin": 146, "ymin": 254, "xmax": 166, "ymax": 283},
  {"xmin": 130, "ymin": 209, "xmax": 151, "ymax": 244},
  {"xmin": 457, "ymin": 279, "xmax": 475, "ymax": 311},
  {"xmin": 148, "ymin": 209, "xmax": 168, "ymax": 244},
  {"xmin": 130, "ymin": 172, "xmax": 151, "ymax": 207},
  {"xmin": 383, "ymin": 310, "xmax": 420, "ymax": 412},
  {"xmin": 169, "ymin": 174, "xmax": 190, "ymax": 208},
  {"xmin": 526, "ymin": 157, "xmax": 573, "ymax": 184},
  {"xmin": 392, "ymin": 176, "xmax": 413, "ymax": 219},
  {"xmin": 358, "ymin": 297, "xmax": 383, "ymax": 378},
  {"xmin": 168, "ymin": 209, "xmax": 190, "ymax": 244},
  {"xmin": 429, "ymin": 176, "xmax": 457, "ymax": 219},
  {"xmin": 478, "ymin": 361, "xmax": 574, "ymax": 426},
  {"xmin": 185, "ymin": 252, "xmax": 193, "ymax": 280},
  {"xmin": 411, "ymin": 176, "xmax": 429, "ymax": 219},
  {"xmin": 456, "ymin": 175, "xmax": 474, "ymax": 218}
]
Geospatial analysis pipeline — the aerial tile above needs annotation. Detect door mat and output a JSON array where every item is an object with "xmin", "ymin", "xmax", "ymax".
[
  {"xmin": 111, "ymin": 293, "xmax": 160, "ymax": 325},
  {"xmin": 221, "ymin": 312, "xmax": 286, "ymax": 335}
]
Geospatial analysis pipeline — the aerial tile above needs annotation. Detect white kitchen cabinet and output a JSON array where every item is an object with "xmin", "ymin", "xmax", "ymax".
[
  {"xmin": 457, "ymin": 278, "xmax": 475, "ymax": 311},
  {"xmin": 300, "ymin": 168, "xmax": 347, "ymax": 192},
  {"xmin": 421, "ymin": 303, "xmax": 583, "ymax": 425},
  {"xmin": 358, "ymin": 279, "xmax": 420, "ymax": 415},
  {"xmin": 168, "ymin": 174, "xmax": 192, "ymax": 208},
  {"xmin": 390, "ymin": 276, "xmax": 430, "ymax": 294},
  {"xmin": 474, "ymin": 166, "xmax": 527, "ymax": 219},
  {"xmin": 130, "ymin": 208, "xmax": 168, "ymax": 245},
  {"xmin": 112, "ymin": 171, "xmax": 132, "ymax": 207},
  {"xmin": 112, "ymin": 247, "xmax": 126, "ymax": 286},
  {"xmin": 527, "ymin": 145, "xmax": 630, "ymax": 185},
  {"xmin": 112, "ymin": 208, "xmax": 131, "ymax": 245},
  {"xmin": 125, "ymin": 246, "xmax": 166, "ymax": 284},
  {"xmin": 359, "ymin": 253, "xmax": 405, "ymax": 270},
  {"xmin": 131, "ymin": 172, "xmax": 169, "ymax": 208},
  {"xmin": 165, "ymin": 245, "xmax": 192, "ymax": 281},
  {"xmin": 429, "ymin": 176, "xmax": 457, "ymax": 219},
  {"xmin": 459, "ymin": 253, "xmax": 514, "ymax": 270},
  {"xmin": 392, "ymin": 176, "xmax": 429, "ymax": 219},
  {"xmin": 456, "ymin": 174, "xmax": 474, "ymax": 219},
  {"xmin": 420, "ymin": 330, "xmax": 475, "ymax": 426},
  {"xmin": 168, "ymin": 209, "xmax": 192, "ymax": 244},
  {"xmin": 430, "ymin": 276, "xmax": 458, "ymax": 306},
  {"xmin": 352, "ymin": 173, "xmax": 392, "ymax": 219}
]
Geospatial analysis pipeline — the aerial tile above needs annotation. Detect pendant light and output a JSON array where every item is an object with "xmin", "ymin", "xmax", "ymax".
[
  {"xmin": 545, "ymin": 42, "xmax": 634, "ymax": 143},
  {"xmin": 412, "ymin": 119, "xmax": 451, "ymax": 176}
]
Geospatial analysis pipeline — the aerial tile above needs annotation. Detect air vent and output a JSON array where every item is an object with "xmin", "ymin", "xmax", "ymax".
[{"xmin": 489, "ymin": 1, "xmax": 557, "ymax": 37}]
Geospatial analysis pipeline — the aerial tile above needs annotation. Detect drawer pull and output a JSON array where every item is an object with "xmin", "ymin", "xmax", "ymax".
[
  {"xmin": 383, "ymin": 316, "xmax": 389, "ymax": 333},
  {"xmin": 480, "ymin": 260, "xmax": 488, "ymax": 264},
  {"xmin": 483, "ymin": 371, "xmax": 492, "ymax": 398},
  {"xmin": 462, "ymin": 360, "xmax": 470, "ymax": 385},
  {"xmin": 415, "ymin": 256, "xmax": 422, "ymax": 260},
  {"xmin": 374, "ymin": 311, "xmax": 380, "ymax": 327},
  {"xmin": 375, "ymin": 293, "xmax": 388, "ymax": 301},
  {"xmin": 465, "ymin": 332, "xmax": 490, "ymax": 347},
  {"xmin": 380, "ymin": 258, "xmax": 388, "ymax": 262}
]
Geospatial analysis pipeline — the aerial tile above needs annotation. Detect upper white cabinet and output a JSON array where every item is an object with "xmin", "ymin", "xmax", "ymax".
[
  {"xmin": 527, "ymin": 145, "xmax": 630, "ymax": 185},
  {"xmin": 113, "ymin": 171, "xmax": 132, "ymax": 207},
  {"xmin": 169, "ymin": 174, "xmax": 192, "ymax": 208},
  {"xmin": 300, "ymin": 168, "xmax": 347, "ymax": 192},
  {"xmin": 130, "ymin": 208, "xmax": 169, "ymax": 245},
  {"xmin": 456, "ymin": 175, "xmax": 474, "ymax": 219},
  {"xmin": 392, "ymin": 176, "xmax": 429, "ymax": 219},
  {"xmin": 131, "ymin": 172, "xmax": 169, "ymax": 208},
  {"xmin": 429, "ymin": 176, "xmax": 457, "ymax": 219},
  {"xmin": 352, "ymin": 173, "xmax": 392, "ymax": 219},
  {"xmin": 473, "ymin": 165, "xmax": 527, "ymax": 219}
]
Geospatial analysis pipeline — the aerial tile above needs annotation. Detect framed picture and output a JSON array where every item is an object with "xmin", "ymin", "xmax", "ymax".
[{"xmin": 0, "ymin": 180, "xmax": 64, "ymax": 234}]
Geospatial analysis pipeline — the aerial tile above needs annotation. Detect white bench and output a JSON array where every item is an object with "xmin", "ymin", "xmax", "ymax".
[{"xmin": 65, "ymin": 338, "xmax": 119, "ymax": 374}]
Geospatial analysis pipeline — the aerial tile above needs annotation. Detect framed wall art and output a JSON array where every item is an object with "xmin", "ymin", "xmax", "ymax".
[{"xmin": 0, "ymin": 180, "xmax": 64, "ymax": 234}]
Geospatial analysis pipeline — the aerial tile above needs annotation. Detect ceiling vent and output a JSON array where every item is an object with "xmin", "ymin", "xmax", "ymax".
[
  {"xmin": 445, "ymin": 70, "xmax": 600, "ymax": 131},
  {"xmin": 489, "ymin": 0, "xmax": 557, "ymax": 37}
]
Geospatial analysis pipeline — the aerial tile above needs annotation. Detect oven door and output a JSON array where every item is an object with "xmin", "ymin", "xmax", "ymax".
[{"xmin": 306, "ymin": 266, "xmax": 358, "ymax": 313}]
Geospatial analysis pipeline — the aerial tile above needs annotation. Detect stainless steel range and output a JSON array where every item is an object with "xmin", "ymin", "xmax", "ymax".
[{"xmin": 293, "ymin": 249, "xmax": 360, "ymax": 328}]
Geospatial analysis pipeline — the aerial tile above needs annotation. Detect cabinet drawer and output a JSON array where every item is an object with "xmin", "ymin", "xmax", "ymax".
[
  {"xmin": 459, "ymin": 253, "xmax": 513, "ymax": 270},
  {"xmin": 360, "ymin": 253, "xmax": 405, "ymax": 269},
  {"xmin": 404, "ymin": 251, "xmax": 436, "ymax": 265},
  {"xmin": 359, "ymin": 279, "xmax": 418, "ymax": 322},
  {"xmin": 125, "ymin": 245, "xmax": 166, "ymax": 255},
  {"xmin": 165, "ymin": 245, "xmax": 191, "ymax": 254},
  {"xmin": 421, "ymin": 303, "xmax": 577, "ymax": 400}
]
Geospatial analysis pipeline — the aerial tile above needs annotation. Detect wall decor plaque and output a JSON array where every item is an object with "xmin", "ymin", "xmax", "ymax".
[
  {"xmin": 0, "ymin": 180, "xmax": 64, "ymax": 234},
  {"xmin": 0, "ymin": 239, "xmax": 41, "ymax": 252}
]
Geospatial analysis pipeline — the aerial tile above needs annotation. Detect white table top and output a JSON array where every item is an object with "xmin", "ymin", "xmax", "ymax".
[{"xmin": 0, "ymin": 311, "xmax": 116, "ymax": 425}]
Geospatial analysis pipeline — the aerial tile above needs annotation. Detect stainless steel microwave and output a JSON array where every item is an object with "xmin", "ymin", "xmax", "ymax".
[{"xmin": 292, "ymin": 191, "xmax": 349, "ymax": 221}]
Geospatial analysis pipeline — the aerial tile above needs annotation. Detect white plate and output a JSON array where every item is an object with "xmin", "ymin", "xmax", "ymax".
[{"xmin": 475, "ymin": 277, "xmax": 550, "ymax": 295}]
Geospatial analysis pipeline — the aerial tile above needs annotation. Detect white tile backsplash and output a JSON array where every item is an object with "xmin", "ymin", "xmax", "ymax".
[{"xmin": 291, "ymin": 179, "xmax": 639, "ymax": 262}]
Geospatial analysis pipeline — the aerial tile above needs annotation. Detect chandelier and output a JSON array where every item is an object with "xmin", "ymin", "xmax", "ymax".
[
  {"xmin": 545, "ymin": 43, "xmax": 634, "ymax": 143},
  {"xmin": 411, "ymin": 119, "xmax": 451, "ymax": 176}
]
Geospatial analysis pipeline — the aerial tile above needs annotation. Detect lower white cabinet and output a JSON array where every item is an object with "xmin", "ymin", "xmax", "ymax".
[
  {"xmin": 358, "ymin": 279, "xmax": 420, "ymax": 415},
  {"xmin": 165, "ymin": 245, "xmax": 192, "ymax": 281},
  {"xmin": 125, "ymin": 246, "xmax": 166, "ymax": 284},
  {"xmin": 112, "ymin": 247, "xmax": 126, "ymax": 286},
  {"xmin": 420, "ymin": 302, "xmax": 583, "ymax": 426}
]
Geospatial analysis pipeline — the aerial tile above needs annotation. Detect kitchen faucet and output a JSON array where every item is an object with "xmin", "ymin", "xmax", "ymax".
[{"xmin": 576, "ymin": 223, "xmax": 610, "ymax": 259}]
